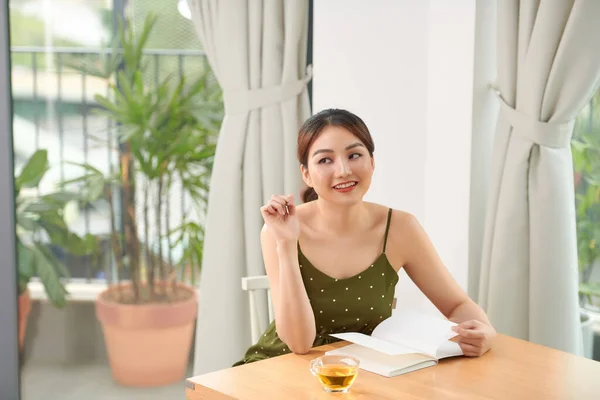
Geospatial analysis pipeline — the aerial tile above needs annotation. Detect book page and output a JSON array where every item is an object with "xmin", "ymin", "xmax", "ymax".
[
  {"xmin": 371, "ymin": 310, "xmax": 459, "ymax": 358},
  {"xmin": 329, "ymin": 332, "xmax": 421, "ymax": 356},
  {"xmin": 435, "ymin": 339, "xmax": 463, "ymax": 359}
]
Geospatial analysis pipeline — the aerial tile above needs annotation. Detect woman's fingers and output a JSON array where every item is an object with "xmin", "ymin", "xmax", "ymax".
[
  {"xmin": 453, "ymin": 326, "xmax": 485, "ymax": 340},
  {"xmin": 285, "ymin": 202, "xmax": 295, "ymax": 215},
  {"xmin": 261, "ymin": 204, "xmax": 279, "ymax": 218},
  {"xmin": 261, "ymin": 202, "xmax": 287, "ymax": 219},
  {"xmin": 269, "ymin": 200, "xmax": 286, "ymax": 215},
  {"xmin": 270, "ymin": 194, "xmax": 297, "ymax": 215},
  {"xmin": 459, "ymin": 342, "xmax": 482, "ymax": 357},
  {"xmin": 458, "ymin": 336, "xmax": 483, "ymax": 347},
  {"xmin": 271, "ymin": 195, "xmax": 288, "ymax": 206},
  {"xmin": 284, "ymin": 194, "xmax": 295, "ymax": 215},
  {"xmin": 271, "ymin": 195, "xmax": 296, "ymax": 207},
  {"xmin": 261, "ymin": 194, "xmax": 296, "ymax": 219},
  {"xmin": 452, "ymin": 325, "xmax": 484, "ymax": 347},
  {"xmin": 457, "ymin": 320, "xmax": 481, "ymax": 330}
]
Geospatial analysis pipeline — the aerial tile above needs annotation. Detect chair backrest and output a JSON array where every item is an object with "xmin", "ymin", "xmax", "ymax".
[{"xmin": 241, "ymin": 275, "xmax": 274, "ymax": 344}]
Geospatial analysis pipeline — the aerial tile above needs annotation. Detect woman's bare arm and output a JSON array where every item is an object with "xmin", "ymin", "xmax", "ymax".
[
  {"xmin": 386, "ymin": 211, "xmax": 495, "ymax": 356},
  {"xmin": 261, "ymin": 226, "xmax": 316, "ymax": 354},
  {"xmin": 386, "ymin": 211, "xmax": 488, "ymax": 322}
]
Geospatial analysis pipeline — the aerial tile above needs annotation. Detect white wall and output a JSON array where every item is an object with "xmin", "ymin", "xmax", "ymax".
[{"xmin": 313, "ymin": 0, "xmax": 479, "ymax": 315}]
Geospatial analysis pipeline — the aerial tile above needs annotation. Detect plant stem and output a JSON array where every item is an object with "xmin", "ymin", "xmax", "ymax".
[
  {"xmin": 144, "ymin": 178, "xmax": 153, "ymax": 296},
  {"xmin": 179, "ymin": 171, "xmax": 187, "ymax": 283},
  {"xmin": 166, "ymin": 174, "xmax": 175, "ymax": 298},
  {"xmin": 105, "ymin": 184, "xmax": 124, "ymax": 301},
  {"xmin": 156, "ymin": 172, "xmax": 164, "ymax": 295},
  {"xmin": 121, "ymin": 142, "xmax": 141, "ymax": 302}
]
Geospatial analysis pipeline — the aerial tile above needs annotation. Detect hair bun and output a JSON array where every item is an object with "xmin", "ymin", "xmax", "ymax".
[{"xmin": 302, "ymin": 187, "xmax": 318, "ymax": 203}]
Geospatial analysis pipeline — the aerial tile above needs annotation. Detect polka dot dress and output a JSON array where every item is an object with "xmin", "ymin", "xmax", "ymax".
[{"xmin": 233, "ymin": 209, "xmax": 398, "ymax": 366}]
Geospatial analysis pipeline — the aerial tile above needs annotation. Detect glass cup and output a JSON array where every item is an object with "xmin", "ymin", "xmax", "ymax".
[{"xmin": 309, "ymin": 355, "xmax": 360, "ymax": 393}]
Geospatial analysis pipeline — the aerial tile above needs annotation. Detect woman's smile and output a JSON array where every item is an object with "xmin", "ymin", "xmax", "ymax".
[{"xmin": 332, "ymin": 181, "xmax": 358, "ymax": 193}]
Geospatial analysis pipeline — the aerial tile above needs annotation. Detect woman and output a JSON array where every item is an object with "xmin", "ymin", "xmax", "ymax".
[{"xmin": 234, "ymin": 109, "xmax": 495, "ymax": 366}]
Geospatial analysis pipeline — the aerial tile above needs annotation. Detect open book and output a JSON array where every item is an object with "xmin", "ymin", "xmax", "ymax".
[{"xmin": 325, "ymin": 310, "xmax": 463, "ymax": 377}]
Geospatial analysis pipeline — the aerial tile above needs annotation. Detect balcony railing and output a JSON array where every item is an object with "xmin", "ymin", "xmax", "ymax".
[{"xmin": 11, "ymin": 46, "xmax": 207, "ymax": 285}]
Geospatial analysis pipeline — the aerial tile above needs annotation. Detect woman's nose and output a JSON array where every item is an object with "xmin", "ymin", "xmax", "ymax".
[{"xmin": 335, "ymin": 159, "xmax": 351, "ymax": 177}]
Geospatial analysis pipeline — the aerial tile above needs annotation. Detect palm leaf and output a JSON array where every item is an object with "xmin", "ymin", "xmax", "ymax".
[{"xmin": 16, "ymin": 149, "xmax": 49, "ymax": 189}]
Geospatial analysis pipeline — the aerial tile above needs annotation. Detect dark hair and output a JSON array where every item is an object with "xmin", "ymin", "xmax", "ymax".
[{"xmin": 297, "ymin": 109, "xmax": 375, "ymax": 203}]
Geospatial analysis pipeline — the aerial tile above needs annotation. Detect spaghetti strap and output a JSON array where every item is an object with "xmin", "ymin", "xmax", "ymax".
[{"xmin": 382, "ymin": 208, "xmax": 393, "ymax": 254}]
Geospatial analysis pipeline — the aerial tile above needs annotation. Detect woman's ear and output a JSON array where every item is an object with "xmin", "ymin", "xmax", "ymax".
[
  {"xmin": 301, "ymin": 164, "xmax": 312, "ymax": 187},
  {"xmin": 371, "ymin": 156, "xmax": 375, "ymax": 170}
]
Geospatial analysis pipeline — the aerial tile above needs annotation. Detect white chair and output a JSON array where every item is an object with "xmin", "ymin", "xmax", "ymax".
[{"xmin": 241, "ymin": 275, "xmax": 274, "ymax": 344}]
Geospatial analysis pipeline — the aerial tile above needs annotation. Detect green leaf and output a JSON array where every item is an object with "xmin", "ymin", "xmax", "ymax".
[
  {"xmin": 87, "ymin": 175, "xmax": 106, "ymax": 201},
  {"xmin": 572, "ymin": 139, "xmax": 587, "ymax": 151},
  {"xmin": 42, "ymin": 192, "xmax": 80, "ymax": 205},
  {"xmin": 32, "ymin": 243, "xmax": 69, "ymax": 308},
  {"xmin": 17, "ymin": 150, "xmax": 49, "ymax": 189},
  {"xmin": 23, "ymin": 200, "xmax": 62, "ymax": 213},
  {"xmin": 61, "ymin": 162, "xmax": 108, "ymax": 202},
  {"xmin": 62, "ymin": 233, "xmax": 88, "ymax": 256},
  {"xmin": 65, "ymin": 161, "xmax": 105, "ymax": 177},
  {"xmin": 94, "ymin": 93, "xmax": 124, "ymax": 117},
  {"xmin": 83, "ymin": 233, "xmax": 99, "ymax": 253},
  {"xmin": 17, "ymin": 240, "xmax": 35, "ymax": 285},
  {"xmin": 34, "ymin": 211, "xmax": 77, "ymax": 252},
  {"xmin": 36, "ymin": 243, "xmax": 70, "ymax": 280},
  {"xmin": 580, "ymin": 282, "xmax": 600, "ymax": 298},
  {"xmin": 17, "ymin": 212, "xmax": 40, "ymax": 232}
]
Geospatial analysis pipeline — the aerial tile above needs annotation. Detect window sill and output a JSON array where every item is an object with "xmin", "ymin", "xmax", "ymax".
[{"xmin": 27, "ymin": 279, "xmax": 107, "ymax": 302}]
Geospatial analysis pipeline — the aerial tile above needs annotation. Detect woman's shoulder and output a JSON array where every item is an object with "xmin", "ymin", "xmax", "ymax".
[
  {"xmin": 294, "ymin": 201, "xmax": 314, "ymax": 220},
  {"xmin": 363, "ymin": 202, "xmax": 415, "ymax": 224},
  {"xmin": 369, "ymin": 206, "xmax": 422, "ymax": 267},
  {"xmin": 390, "ymin": 208, "xmax": 419, "ymax": 226},
  {"xmin": 384, "ymin": 207, "xmax": 428, "ymax": 255},
  {"xmin": 361, "ymin": 203, "xmax": 422, "ymax": 241},
  {"xmin": 293, "ymin": 201, "xmax": 317, "ymax": 234}
]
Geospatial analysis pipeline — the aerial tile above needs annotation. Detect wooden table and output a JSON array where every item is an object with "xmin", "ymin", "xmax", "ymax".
[{"xmin": 186, "ymin": 334, "xmax": 600, "ymax": 399}]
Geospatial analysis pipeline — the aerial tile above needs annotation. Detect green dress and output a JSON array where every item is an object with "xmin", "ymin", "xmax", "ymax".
[{"xmin": 234, "ymin": 208, "xmax": 398, "ymax": 366}]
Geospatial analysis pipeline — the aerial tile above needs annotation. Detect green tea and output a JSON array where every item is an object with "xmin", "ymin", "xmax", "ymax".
[{"xmin": 315, "ymin": 365, "xmax": 358, "ymax": 392}]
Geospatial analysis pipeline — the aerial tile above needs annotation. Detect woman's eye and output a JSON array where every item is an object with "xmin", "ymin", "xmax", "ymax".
[
  {"xmin": 349, "ymin": 153, "xmax": 362, "ymax": 160},
  {"xmin": 318, "ymin": 158, "xmax": 332, "ymax": 164}
]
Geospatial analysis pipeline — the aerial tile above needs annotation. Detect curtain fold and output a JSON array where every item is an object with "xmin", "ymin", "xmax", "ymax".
[
  {"xmin": 187, "ymin": 0, "xmax": 311, "ymax": 374},
  {"xmin": 478, "ymin": 0, "xmax": 600, "ymax": 354}
]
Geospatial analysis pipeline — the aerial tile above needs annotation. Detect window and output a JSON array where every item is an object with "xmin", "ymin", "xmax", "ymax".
[
  {"xmin": 11, "ymin": 0, "xmax": 215, "ymax": 283},
  {"xmin": 10, "ymin": 1, "xmax": 222, "ymax": 398},
  {"xmin": 573, "ymin": 90, "xmax": 600, "ymax": 311}
]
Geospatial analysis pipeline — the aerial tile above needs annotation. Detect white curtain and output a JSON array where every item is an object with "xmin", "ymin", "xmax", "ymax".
[
  {"xmin": 478, "ymin": 0, "xmax": 600, "ymax": 354},
  {"xmin": 187, "ymin": 0, "xmax": 311, "ymax": 373}
]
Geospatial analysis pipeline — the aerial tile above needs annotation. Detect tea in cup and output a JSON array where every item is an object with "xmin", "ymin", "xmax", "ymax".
[{"xmin": 309, "ymin": 355, "xmax": 360, "ymax": 393}]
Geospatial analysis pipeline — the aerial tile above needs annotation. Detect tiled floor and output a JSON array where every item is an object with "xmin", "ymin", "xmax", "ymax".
[{"xmin": 21, "ymin": 362, "xmax": 190, "ymax": 400}]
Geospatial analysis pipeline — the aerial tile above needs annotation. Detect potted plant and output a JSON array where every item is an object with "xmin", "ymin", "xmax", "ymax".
[
  {"xmin": 15, "ymin": 149, "xmax": 91, "ymax": 351},
  {"xmin": 572, "ymin": 129, "xmax": 600, "ymax": 359},
  {"xmin": 64, "ymin": 14, "xmax": 222, "ymax": 386}
]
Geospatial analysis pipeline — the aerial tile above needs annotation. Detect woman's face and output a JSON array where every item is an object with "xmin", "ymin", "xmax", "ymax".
[{"xmin": 301, "ymin": 125, "xmax": 374, "ymax": 205}]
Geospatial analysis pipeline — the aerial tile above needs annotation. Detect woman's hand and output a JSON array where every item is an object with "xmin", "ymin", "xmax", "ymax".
[
  {"xmin": 260, "ymin": 194, "xmax": 300, "ymax": 243},
  {"xmin": 451, "ymin": 320, "xmax": 496, "ymax": 357}
]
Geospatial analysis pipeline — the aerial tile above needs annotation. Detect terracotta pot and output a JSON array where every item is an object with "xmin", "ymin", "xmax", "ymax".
[
  {"xmin": 18, "ymin": 290, "xmax": 32, "ymax": 352},
  {"xmin": 96, "ymin": 283, "xmax": 198, "ymax": 387}
]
